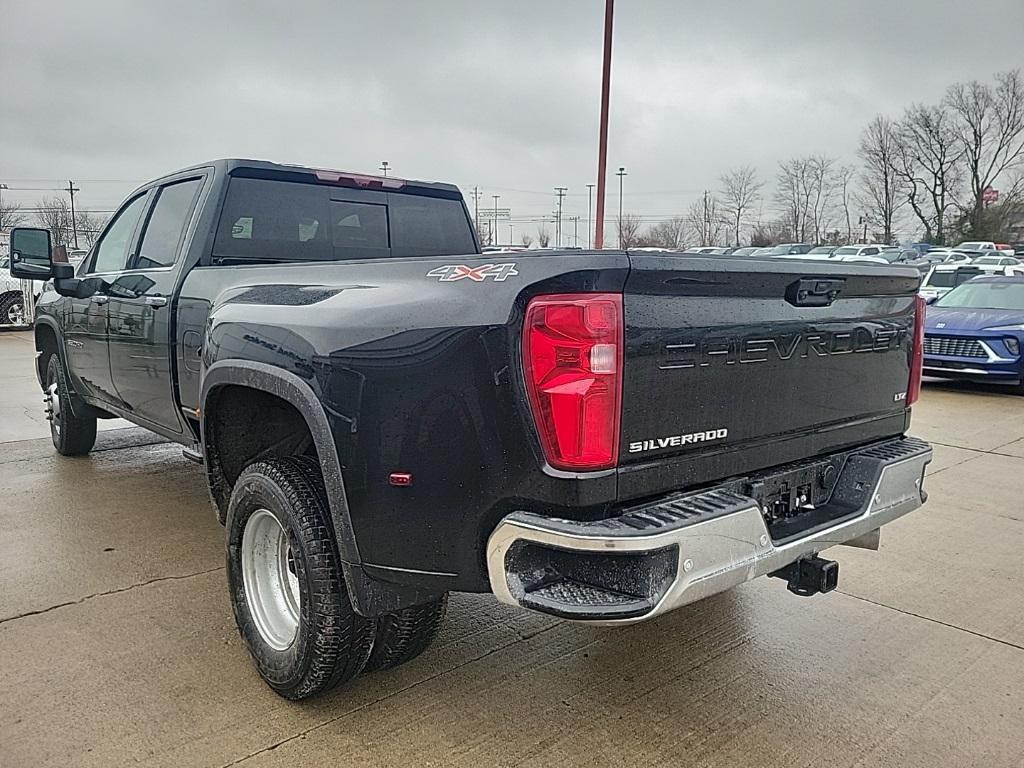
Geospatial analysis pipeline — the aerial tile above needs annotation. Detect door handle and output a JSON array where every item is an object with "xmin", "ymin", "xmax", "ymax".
[
  {"xmin": 144, "ymin": 296, "xmax": 168, "ymax": 307},
  {"xmin": 93, "ymin": 295, "xmax": 109, "ymax": 305}
]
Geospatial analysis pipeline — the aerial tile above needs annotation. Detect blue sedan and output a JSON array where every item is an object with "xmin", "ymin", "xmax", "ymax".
[{"xmin": 923, "ymin": 276, "xmax": 1024, "ymax": 393}]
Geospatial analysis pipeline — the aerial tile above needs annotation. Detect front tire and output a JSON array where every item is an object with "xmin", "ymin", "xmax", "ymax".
[
  {"xmin": 44, "ymin": 353, "xmax": 97, "ymax": 456},
  {"xmin": 226, "ymin": 457, "xmax": 373, "ymax": 699}
]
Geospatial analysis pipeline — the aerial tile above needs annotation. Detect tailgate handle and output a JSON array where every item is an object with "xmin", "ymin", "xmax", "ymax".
[{"xmin": 786, "ymin": 278, "xmax": 845, "ymax": 307}]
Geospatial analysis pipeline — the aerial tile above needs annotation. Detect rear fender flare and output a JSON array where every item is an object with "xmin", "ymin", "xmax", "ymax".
[{"xmin": 200, "ymin": 360, "xmax": 361, "ymax": 572}]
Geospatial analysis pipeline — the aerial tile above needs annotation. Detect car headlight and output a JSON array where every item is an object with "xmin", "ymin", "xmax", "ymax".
[{"xmin": 986, "ymin": 324, "xmax": 1024, "ymax": 331}]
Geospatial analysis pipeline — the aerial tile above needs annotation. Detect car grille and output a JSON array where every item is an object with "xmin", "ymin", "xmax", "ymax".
[{"xmin": 923, "ymin": 335, "xmax": 987, "ymax": 358}]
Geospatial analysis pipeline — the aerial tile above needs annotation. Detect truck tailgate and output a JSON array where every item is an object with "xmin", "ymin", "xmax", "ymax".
[{"xmin": 618, "ymin": 254, "xmax": 921, "ymax": 501}]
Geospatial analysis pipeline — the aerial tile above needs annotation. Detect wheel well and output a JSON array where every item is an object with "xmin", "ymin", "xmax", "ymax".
[
  {"xmin": 35, "ymin": 324, "xmax": 59, "ymax": 382},
  {"xmin": 204, "ymin": 385, "xmax": 318, "ymax": 523}
]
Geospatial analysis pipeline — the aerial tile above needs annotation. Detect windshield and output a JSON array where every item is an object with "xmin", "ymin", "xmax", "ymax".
[
  {"xmin": 807, "ymin": 246, "xmax": 832, "ymax": 254},
  {"xmin": 833, "ymin": 246, "xmax": 858, "ymax": 255},
  {"xmin": 936, "ymin": 281, "xmax": 1024, "ymax": 310}
]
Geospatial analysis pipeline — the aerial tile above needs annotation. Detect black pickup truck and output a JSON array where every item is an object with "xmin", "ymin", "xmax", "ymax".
[{"xmin": 9, "ymin": 159, "xmax": 931, "ymax": 700}]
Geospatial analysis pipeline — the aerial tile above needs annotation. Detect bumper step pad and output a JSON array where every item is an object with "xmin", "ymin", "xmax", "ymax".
[{"xmin": 488, "ymin": 436, "xmax": 932, "ymax": 623}]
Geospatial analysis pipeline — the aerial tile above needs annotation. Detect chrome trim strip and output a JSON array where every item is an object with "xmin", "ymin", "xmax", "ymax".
[{"xmin": 487, "ymin": 446, "xmax": 931, "ymax": 625}]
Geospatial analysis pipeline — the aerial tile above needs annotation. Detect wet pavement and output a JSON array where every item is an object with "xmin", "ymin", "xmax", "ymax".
[{"xmin": 0, "ymin": 330, "xmax": 1022, "ymax": 767}]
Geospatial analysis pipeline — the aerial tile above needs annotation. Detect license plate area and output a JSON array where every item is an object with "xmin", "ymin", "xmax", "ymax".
[{"xmin": 734, "ymin": 454, "xmax": 852, "ymax": 542}]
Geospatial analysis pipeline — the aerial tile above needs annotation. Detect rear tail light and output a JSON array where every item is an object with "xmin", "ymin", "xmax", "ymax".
[
  {"xmin": 522, "ymin": 293, "xmax": 623, "ymax": 470},
  {"xmin": 908, "ymin": 295, "xmax": 925, "ymax": 405}
]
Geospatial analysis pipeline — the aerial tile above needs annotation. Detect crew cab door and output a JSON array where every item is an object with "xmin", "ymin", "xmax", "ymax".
[
  {"xmin": 106, "ymin": 176, "xmax": 204, "ymax": 433},
  {"xmin": 64, "ymin": 192, "xmax": 150, "ymax": 404}
]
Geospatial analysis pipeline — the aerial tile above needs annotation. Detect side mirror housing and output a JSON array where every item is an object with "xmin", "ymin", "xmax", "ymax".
[
  {"xmin": 9, "ymin": 228, "xmax": 54, "ymax": 280},
  {"xmin": 925, "ymin": 296, "xmax": 938, "ymax": 305}
]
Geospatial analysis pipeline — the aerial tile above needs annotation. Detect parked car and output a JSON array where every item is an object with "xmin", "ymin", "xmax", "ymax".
[
  {"xmin": 971, "ymin": 254, "xmax": 1022, "ymax": 267},
  {"xmin": 804, "ymin": 245, "xmax": 836, "ymax": 258},
  {"xmin": 923, "ymin": 275, "xmax": 1024, "ymax": 393},
  {"xmin": 8, "ymin": 158, "xmax": 932, "ymax": 700},
  {"xmin": 919, "ymin": 264, "xmax": 985, "ymax": 301},
  {"xmin": 830, "ymin": 244, "xmax": 883, "ymax": 259},
  {"xmin": 994, "ymin": 243, "xmax": 1015, "ymax": 256},
  {"xmin": 729, "ymin": 246, "xmax": 760, "ymax": 257},
  {"xmin": 956, "ymin": 241, "xmax": 996, "ymax": 251}
]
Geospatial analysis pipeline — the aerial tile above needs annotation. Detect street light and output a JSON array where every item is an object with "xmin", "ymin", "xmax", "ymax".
[
  {"xmin": 379, "ymin": 161, "xmax": 390, "ymax": 176},
  {"xmin": 616, "ymin": 167, "xmax": 627, "ymax": 248}
]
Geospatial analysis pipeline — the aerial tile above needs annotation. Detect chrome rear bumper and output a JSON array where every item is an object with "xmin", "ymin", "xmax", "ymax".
[{"xmin": 487, "ymin": 437, "xmax": 931, "ymax": 623}]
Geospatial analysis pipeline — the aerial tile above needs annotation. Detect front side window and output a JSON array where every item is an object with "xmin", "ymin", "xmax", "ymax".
[
  {"xmin": 90, "ymin": 194, "xmax": 149, "ymax": 274},
  {"xmin": 134, "ymin": 178, "xmax": 203, "ymax": 269}
]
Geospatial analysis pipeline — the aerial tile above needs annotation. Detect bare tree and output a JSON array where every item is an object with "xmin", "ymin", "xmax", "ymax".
[
  {"xmin": 519, "ymin": 233, "xmax": 534, "ymax": 248},
  {"xmin": 808, "ymin": 155, "xmax": 839, "ymax": 243},
  {"xmin": 775, "ymin": 157, "xmax": 814, "ymax": 242},
  {"xmin": 536, "ymin": 225, "xmax": 551, "ymax": 248},
  {"xmin": 639, "ymin": 216, "xmax": 687, "ymax": 248},
  {"xmin": 686, "ymin": 192, "xmax": 723, "ymax": 246},
  {"xmin": 719, "ymin": 166, "xmax": 763, "ymax": 246},
  {"xmin": 75, "ymin": 210, "xmax": 108, "ymax": 248},
  {"xmin": 892, "ymin": 103, "xmax": 964, "ymax": 244},
  {"xmin": 945, "ymin": 69, "xmax": 1024, "ymax": 238},
  {"xmin": 0, "ymin": 200, "xmax": 27, "ymax": 231},
  {"xmin": 858, "ymin": 116, "xmax": 905, "ymax": 243},
  {"xmin": 750, "ymin": 219, "xmax": 793, "ymax": 247},
  {"xmin": 616, "ymin": 213, "xmax": 642, "ymax": 249},
  {"xmin": 35, "ymin": 196, "xmax": 75, "ymax": 246}
]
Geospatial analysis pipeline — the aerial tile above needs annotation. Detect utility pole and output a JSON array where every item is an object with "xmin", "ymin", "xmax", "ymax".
[
  {"xmin": 67, "ymin": 180, "xmax": 80, "ymax": 248},
  {"xmin": 554, "ymin": 187, "xmax": 568, "ymax": 248},
  {"xmin": 471, "ymin": 186, "xmax": 482, "ymax": 240},
  {"xmin": 0, "ymin": 183, "xmax": 7, "ymax": 228},
  {"xmin": 379, "ymin": 161, "xmax": 390, "ymax": 176},
  {"xmin": 508, "ymin": 222, "xmax": 514, "ymax": 245},
  {"xmin": 616, "ymin": 167, "xmax": 627, "ymax": 247},
  {"xmin": 594, "ymin": 0, "xmax": 615, "ymax": 248},
  {"xmin": 571, "ymin": 216, "xmax": 579, "ymax": 247},
  {"xmin": 586, "ymin": 184, "xmax": 595, "ymax": 249},
  {"xmin": 492, "ymin": 195, "xmax": 500, "ymax": 246}
]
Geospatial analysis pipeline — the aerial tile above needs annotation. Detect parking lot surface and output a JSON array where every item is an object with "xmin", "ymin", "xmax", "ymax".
[{"xmin": 0, "ymin": 330, "xmax": 1022, "ymax": 768}]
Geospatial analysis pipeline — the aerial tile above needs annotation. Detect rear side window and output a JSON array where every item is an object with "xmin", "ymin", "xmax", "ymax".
[
  {"xmin": 212, "ymin": 177, "xmax": 474, "ymax": 263},
  {"xmin": 135, "ymin": 178, "xmax": 203, "ymax": 269}
]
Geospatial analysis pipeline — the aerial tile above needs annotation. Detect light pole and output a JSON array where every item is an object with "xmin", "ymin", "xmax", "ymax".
[
  {"xmin": 593, "ymin": 0, "xmax": 615, "ymax": 248},
  {"xmin": 67, "ymin": 180, "xmax": 80, "ymax": 248},
  {"xmin": 379, "ymin": 161, "xmax": 390, "ymax": 176},
  {"xmin": 554, "ymin": 187, "xmax": 568, "ymax": 248},
  {"xmin": 0, "ymin": 184, "xmax": 8, "ymax": 226},
  {"xmin": 586, "ymin": 184, "xmax": 595, "ymax": 249},
  {"xmin": 616, "ymin": 167, "xmax": 627, "ymax": 248},
  {"xmin": 492, "ymin": 195, "xmax": 500, "ymax": 246}
]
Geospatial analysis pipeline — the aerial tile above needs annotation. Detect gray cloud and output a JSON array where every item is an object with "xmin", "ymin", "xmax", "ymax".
[{"xmin": 2, "ymin": 0, "xmax": 1022, "ymax": 234}]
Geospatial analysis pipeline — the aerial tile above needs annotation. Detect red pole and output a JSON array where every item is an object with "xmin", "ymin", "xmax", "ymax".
[{"xmin": 593, "ymin": 0, "xmax": 614, "ymax": 249}]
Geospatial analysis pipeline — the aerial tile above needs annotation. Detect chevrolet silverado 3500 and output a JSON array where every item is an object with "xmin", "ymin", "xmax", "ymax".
[{"xmin": 8, "ymin": 159, "xmax": 931, "ymax": 699}]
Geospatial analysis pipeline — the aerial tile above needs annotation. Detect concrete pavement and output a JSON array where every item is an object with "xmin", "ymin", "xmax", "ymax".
[{"xmin": 0, "ymin": 330, "xmax": 1022, "ymax": 767}]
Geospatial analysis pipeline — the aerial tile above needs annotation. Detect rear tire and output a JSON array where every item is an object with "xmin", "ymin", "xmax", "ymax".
[
  {"xmin": 44, "ymin": 353, "xmax": 97, "ymax": 456},
  {"xmin": 226, "ymin": 456, "xmax": 374, "ymax": 699},
  {"xmin": 365, "ymin": 595, "xmax": 448, "ymax": 672}
]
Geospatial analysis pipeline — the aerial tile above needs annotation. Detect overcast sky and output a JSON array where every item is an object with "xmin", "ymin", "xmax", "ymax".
[{"xmin": 2, "ymin": 0, "xmax": 1023, "ymax": 241}]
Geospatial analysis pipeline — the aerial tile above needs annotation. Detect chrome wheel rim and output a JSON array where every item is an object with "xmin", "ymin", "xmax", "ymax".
[
  {"xmin": 7, "ymin": 302, "xmax": 24, "ymax": 325},
  {"xmin": 241, "ymin": 509, "xmax": 300, "ymax": 651},
  {"xmin": 45, "ymin": 381, "xmax": 61, "ymax": 436}
]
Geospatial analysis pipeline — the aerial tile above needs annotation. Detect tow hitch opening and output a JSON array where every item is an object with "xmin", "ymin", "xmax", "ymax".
[{"xmin": 770, "ymin": 555, "xmax": 839, "ymax": 597}]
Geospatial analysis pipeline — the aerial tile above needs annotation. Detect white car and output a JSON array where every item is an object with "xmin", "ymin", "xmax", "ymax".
[
  {"xmin": 830, "ymin": 244, "xmax": 884, "ymax": 259},
  {"xmin": 0, "ymin": 247, "xmax": 86, "ymax": 325},
  {"xmin": 917, "ymin": 264, "xmax": 1020, "ymax": 301}
]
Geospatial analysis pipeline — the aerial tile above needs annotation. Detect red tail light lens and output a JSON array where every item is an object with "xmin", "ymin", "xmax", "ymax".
[
  {"xmin": 522, "ymin": 293, "xmax": 623, "ymax": 470},
  {"xmin": 908, "ymin": 295, "xmax": 925, "ymax": 405}
]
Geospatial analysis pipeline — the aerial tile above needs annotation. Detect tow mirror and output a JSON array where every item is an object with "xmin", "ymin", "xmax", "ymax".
[{"xmin": 9, "ymin": 228, "xmax": 54, "ymax": 280}]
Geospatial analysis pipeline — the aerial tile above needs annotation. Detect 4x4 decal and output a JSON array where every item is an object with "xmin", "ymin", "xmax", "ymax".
[{"xmin": 426, "ymin": 263, "xmax": 519, "ymax": 282}]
